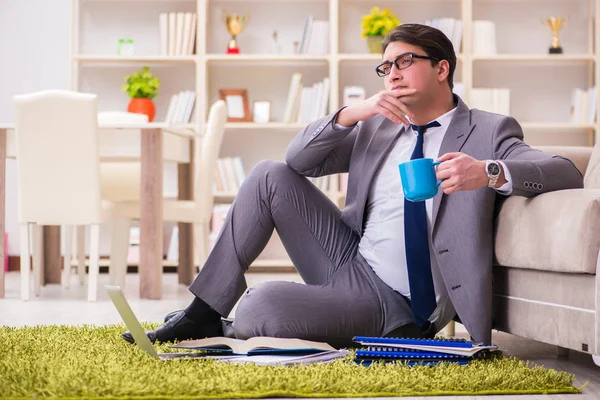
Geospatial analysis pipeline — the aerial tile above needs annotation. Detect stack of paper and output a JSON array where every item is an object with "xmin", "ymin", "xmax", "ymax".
[
  {"xmin": 168, "ymin": 336, "xmax": 350, "ymax": 366},
  {"xmin": 353, "ymin": 336, "xmax": 499, "ymax": 366}
]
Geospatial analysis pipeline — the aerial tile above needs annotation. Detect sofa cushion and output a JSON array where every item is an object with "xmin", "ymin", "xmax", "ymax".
[{"xmin": 495, "ymin": 188, "xmax": 600, "ymax": 274}]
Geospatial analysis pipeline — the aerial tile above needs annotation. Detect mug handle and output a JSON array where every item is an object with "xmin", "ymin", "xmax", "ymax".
[{"xmin": 433, "ymin": 161, "xmax": 443, "ymax": 187}]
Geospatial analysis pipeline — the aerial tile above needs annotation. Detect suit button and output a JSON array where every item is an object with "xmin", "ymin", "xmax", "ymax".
[{"xmin": 539, "ymin": 183, "xmax": 543, "ymax": 190}]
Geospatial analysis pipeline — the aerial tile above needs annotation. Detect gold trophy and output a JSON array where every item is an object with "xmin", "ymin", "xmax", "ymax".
[
  {"xmin": 223, "ymin": 11, "xmax": 250, "ymax": 54},
  {"xmin": 544, "ymin": 17, "xmax": 567, "ymax": 54}
]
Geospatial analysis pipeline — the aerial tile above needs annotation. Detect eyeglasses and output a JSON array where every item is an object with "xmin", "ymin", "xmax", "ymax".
[{"xmin": 375, "ymin": 53, "xmax": 441, "ymax": 77}]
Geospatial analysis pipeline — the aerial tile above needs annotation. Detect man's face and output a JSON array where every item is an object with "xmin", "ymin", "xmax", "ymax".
[{"xmin": 381, "ymin": 41, "xmax": 441, "ymax": 107}]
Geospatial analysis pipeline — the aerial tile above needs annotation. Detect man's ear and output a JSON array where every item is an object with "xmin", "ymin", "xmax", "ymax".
[{"xmin": 437, "ymin": 60, "xmax": 450, "ymax": 83}]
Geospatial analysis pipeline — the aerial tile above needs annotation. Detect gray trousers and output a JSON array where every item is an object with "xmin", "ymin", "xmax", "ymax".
[{"xmin": 189, "ymin": 161, "xmax": 419, "ymax": 346}]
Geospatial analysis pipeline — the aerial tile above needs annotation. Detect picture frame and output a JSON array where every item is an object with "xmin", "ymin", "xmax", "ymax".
[
  {"xmin": 252, "ymin": 100, "xmax": 271, "ymax": 124},
  {"xmin": 219, "ymin": 89, "xmax": 251, "ymax": 122}
]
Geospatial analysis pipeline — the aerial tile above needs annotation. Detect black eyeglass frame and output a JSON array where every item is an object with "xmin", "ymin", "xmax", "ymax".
[{"xmin": 375, "ymin": 52, "xmax": 441, "ymax": 77}]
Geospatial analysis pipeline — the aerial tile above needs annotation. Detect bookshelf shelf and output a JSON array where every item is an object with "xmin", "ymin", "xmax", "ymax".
[
  {"xmin": 206, "ymin": 54, "xmax": 330, "ymax": 62},
  {"xmin": 74, "ymin": 55, "xmax": 198, "ymax": 64},
  {"xmin": 225, "ymin": 122, "xmax": 306, "ymax": 131},
  {"xmin": 471, "ymin": 54, "xmax": 595, "ymax": 63},
  {"xmin": 338, "ymin": 54, "xmax": 464, "ymax": 62},
  {"xmin": 520, "ymin": 123, "xmax": 596, "ymax": 130}
]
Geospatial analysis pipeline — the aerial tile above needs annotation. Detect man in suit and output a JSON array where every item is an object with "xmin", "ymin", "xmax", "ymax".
[{"xmin": 123, "ymin": 24, "xmax": 583, "ymax": 346}]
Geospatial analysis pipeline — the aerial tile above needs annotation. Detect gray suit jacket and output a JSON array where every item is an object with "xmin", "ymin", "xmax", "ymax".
[{"xmin": 285, "ymin": 96, "xmax": 584, "ymax": 344}]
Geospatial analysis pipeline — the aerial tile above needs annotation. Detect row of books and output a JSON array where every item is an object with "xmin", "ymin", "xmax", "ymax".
[
  {"xmin": 214, "ymin": 157, "xmax": 246, "ymax": 192},
  {"xmin": 425, "ymin": 18, "xmax": 463, "ymax": 53},
  {"xmin": 283, "ymin": 73, "xmax": 331, "ymax": 123},
  {"xmin": 159, "ymin": 12, "xmax": 197, "ymax": 56},
  {"xmin": 165, "ymin": 91, "xmax": 196, "ymax": 124},
  {"xmin": 298, "ymin": 16, "xmax": 329, "ymax": 55},
  {"xmin": 570, "ymin": 86, "xmax": 598, "ymax": 124}
]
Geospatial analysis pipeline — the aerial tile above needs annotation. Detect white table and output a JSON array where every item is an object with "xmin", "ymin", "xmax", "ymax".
[{"xmin": 0, "ymin": 122, "xmax": 197, "ymax": 299}]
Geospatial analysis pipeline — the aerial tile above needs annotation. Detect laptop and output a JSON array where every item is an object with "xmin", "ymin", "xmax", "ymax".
[{"xmin": 105, "ymin": 285, "xmax": 209, "ymax": 360}]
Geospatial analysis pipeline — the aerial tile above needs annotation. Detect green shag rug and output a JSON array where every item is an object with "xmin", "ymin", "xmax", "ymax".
[{"xmin": 0, "ymin": 324, "xmax": 582, "ymax": 399}]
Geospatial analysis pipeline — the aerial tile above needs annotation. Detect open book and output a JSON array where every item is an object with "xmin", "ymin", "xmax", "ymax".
[{"xmin": 171, "ymin": 336, "xmax": 336, "ymax": 355}]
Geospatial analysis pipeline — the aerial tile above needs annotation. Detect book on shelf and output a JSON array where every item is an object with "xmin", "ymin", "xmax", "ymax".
[
  {"xmin": 165, "ymin": 91, "xmax": 196, "ymax": 124},
  {"xmin": 471, "ymin": 88, "xmax": 510, "ymax": 116},
  {"xmin": 214, "ymin": 157, "xmax": 246, "ymax": 192},
  {"xmin": 284, "ymin": 74, "xmax": 330, "ymax": 124},
  {"xmin": 298, "ymin": 16, "xmax": 329, "ymax": 55},
  {"xmin": 353, "ymin": 336, "xmax": 499, "ymax": 365},
  {"xmin": 425, "ymin": 18, "xmax": 463, "ymax": 53},
  {"xmin": 343, "ymin": 86, "xmax": 366, "ymax": 107},
  {"xmin": 159, "ymin": 12, "xmax": 197, "ymax": 56},
  {"xmin": 472, "ymin": 20, "xmax": 497, "ymax": 55},
  {"xmin": 570, "ymin": 86, "xmax": 597, "ymax": 124}
]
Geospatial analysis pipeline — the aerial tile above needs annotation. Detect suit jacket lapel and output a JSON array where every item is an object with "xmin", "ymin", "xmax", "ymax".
[{"xmin": 432, "ymin": 97, "xmax": 476, "ymax": 229}]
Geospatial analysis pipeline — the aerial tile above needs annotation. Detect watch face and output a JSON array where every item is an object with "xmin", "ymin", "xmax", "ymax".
[{"xmin": 487, "ymin": 162, "xmax": 501, "ymax": 176}]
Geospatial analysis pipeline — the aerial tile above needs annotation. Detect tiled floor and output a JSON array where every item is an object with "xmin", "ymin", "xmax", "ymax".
[{"xmin": 1, "ymin": 270, "xmax": 599, "ymax": 399}]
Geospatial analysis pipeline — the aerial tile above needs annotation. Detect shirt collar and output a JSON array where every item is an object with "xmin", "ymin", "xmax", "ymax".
[{"xmin": 406, "ymin": 106, "xmax": 458, "ymax": 135}]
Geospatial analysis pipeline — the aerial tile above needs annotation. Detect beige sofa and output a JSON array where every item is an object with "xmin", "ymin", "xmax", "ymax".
[{"xmin": 493, "ymin": 144, "xmax": 600, "ymax": 367}]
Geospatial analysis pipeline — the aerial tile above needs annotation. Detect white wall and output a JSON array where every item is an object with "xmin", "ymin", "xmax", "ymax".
[
  {"xmin": 0, "ymin": 0, "xmax": 70, "ymax": 255},
  {"xmin": 0, "ymin": 0, "xmax": 176, "ymax": 255}
]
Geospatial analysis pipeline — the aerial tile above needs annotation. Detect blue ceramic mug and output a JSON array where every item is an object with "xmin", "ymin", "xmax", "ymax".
[{"xmin": 398, "ymin": 158, "xmax": 443, "ymax": 202}]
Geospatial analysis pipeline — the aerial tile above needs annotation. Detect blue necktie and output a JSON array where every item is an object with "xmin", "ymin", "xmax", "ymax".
[{"xmin": 404, "ymin": 121, "xmax": 440, "ymax": 327}]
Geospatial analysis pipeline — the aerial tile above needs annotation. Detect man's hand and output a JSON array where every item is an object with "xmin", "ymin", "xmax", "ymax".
[
  {"xmin": 335, "ymin": 88, "xmax": 417, "ymax": 126},
  {"xmin": 435, "ymin": 152, "xmax": 506, "ymax": 194}
]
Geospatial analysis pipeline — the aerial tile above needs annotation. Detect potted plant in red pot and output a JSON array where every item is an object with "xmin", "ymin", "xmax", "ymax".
[{"xmin": 122, "ymin": 66, "xmax": 160, "ymax": 122}]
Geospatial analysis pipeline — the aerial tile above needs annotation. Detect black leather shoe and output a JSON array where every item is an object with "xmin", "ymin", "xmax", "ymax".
[
  {"xmin": 164, "ymin": 309, "xmax": 183, "ymax": 323},
  {"xmin": 122, "ymin": 310, "xmax": 222, "ymax": 344}
]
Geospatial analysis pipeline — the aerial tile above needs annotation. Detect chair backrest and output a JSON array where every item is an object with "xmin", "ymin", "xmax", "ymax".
[
  {"xmin": 194, "ymin": 100, "xmax": 227, "ymax": 221},
  {"xmin": 14, "ymin": 89, "xmax": 104, "ymax": 225}
]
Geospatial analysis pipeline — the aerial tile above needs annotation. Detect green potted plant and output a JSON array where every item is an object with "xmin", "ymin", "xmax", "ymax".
[
  {"xmin": 361, "ymin": 7, "xmax": 401, "ymax": 54},
  {"xmin": 122, "ymin": 66, "xmax": 160, "ymax": 122}
]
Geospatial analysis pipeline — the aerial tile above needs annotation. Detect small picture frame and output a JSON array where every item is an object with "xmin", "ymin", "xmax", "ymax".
[
  {"xmin": 219, "ymin": 89, "xmax": 251, "ymax": 122},
  {"xmin": 253, "ymin": 100, "xmax": 271, "ymax": 124}
]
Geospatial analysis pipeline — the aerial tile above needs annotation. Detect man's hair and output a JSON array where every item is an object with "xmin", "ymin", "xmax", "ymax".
[{"xmin": 381, "ymin": 24, "xmax": 456, "ymax": 90}]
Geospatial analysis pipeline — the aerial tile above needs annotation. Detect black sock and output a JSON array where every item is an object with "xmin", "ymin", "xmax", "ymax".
[{"xmin": 184, "ymin": 296, "xmax": 221, "ymax": 324}]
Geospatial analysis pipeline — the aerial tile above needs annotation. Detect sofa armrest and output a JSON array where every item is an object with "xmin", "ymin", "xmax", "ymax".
[
  {"xmin": 534, "ymin": 145, "xmax": 592, "ymax": 176},
  {"xmin": 495, "ymin": 188, "xmax": 600, "ymax": 274}
]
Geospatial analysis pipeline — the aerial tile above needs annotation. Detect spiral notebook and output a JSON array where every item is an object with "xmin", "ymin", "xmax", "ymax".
[{"xmin": 352, "ymin": 336, "xmax": 498, "ymax": 365}]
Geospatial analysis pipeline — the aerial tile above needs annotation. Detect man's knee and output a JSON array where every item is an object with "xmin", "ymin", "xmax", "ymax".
[
  {"xmin": 232, "ymin": 282, "xmax": 287, "ymax": 339},
  {"xmin": 248, "ymin": 160, "xmax": 297, "ymax": 182}
]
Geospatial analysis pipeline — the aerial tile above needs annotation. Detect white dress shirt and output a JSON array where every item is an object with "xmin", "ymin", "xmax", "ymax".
[{"xmin": 348, "ymin": 107, "xmax": 512, "ymax": 331}]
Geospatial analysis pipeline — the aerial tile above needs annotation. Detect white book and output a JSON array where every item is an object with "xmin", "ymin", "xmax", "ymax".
[
  {"xmin": 222, "ymin": 157, "xmax": 239, "ymax": 190},
  {"xmin": 165, "ymin": 94, "xmax": 178, "ymax": 123},
  {"xmin": 471, "ymin": 88, "xmax": 494, "ymax": 113},
  {"xmin": 452, "ymin": 19, "xmax": 463, "ymax": 53},
  {"xmin": 232, "ymin": 157, "xmax": 246, "ymax": 188},
  {"xmin": 587, "ymin": 86, "xmax": 597, "ymax": 124},
  {"xmin": 187, "ymin": 13, "xmax": 197, "ymax": 55},
  {"xmin": 216, "ymin": 158, "xmax": 230, "ymax": 192},
  {"xmin": 183, "ymin": 91, "xmax": 196, "ymax": 123},
  {"xmin": 283, "ymin": 73, "xmax": 303, "ymax": 122},
  {"xmin": 299, "ymin": 15, "xmax": 314, "ymax": 54},
  {"xmin": 181, "ymin": 13, "xmax": 193, "ymax": 57},
  {"xmin": 175, "ymin": 12, "xmax": 185, "ymax": 56},
  {"xmin": 159, "ymin": 13, "xmax": 168, "ymax": 56},
  {"xmin": 493, "ymin": 88, "xmax": 510, "ymax": 116},
  {"xmin": 319, "ymin": 77, "xmax": 331, "ymax": 117},
  {"xmin": 168, "ymin": 13, "xmax": 176, "ymax": 56},
  {"xmin": 473, "ymin": 20, "xmax": 497, "ymax": 55}
]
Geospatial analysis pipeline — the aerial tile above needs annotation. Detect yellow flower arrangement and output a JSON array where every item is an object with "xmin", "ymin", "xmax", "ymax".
[{"xmin": 361, "ymin": 7, "xmax": 400, "ymax": 38}]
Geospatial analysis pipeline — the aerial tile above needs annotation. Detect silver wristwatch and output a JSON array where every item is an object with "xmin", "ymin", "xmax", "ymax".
[{"xmin": 485, "ymin": 160, "xmax": 501, "ymax": 188}]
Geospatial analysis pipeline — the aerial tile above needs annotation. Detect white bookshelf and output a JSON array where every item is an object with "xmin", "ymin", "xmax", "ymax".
[{"xmin": 70, "ymin": 0, "xmax": 600, "ymax": 266}]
